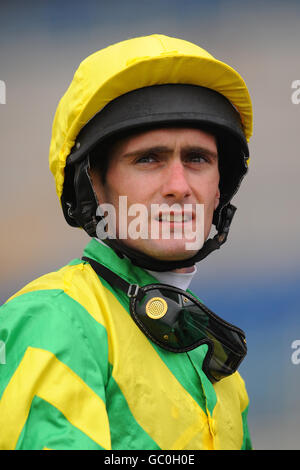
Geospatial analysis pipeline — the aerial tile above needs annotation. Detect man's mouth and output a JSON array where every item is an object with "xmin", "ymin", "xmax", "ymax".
[{"xmin": 156, "ymin": 212, "xmax": 194, "ymax": 223}]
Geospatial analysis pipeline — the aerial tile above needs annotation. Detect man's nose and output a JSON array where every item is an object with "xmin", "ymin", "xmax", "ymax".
[{"xmin": 160, "ymin": 161, "xmax": 192, "ymax": 200}]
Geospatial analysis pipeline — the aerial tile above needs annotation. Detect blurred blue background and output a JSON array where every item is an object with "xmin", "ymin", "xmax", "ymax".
[{"xmin": 1, "ymin": 0, "xmax": 300, "ymax": 450}]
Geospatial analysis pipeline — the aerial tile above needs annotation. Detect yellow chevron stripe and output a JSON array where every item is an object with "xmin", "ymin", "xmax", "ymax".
[
  {"xmin": 0, "ymin": 347, "xmax": 111, "ymax": 450},
  {"xmin": 5, "ymin": 262, "xmax": 213, "ymax": 449}
]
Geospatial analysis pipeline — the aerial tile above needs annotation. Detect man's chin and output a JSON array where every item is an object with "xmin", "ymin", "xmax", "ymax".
[{"xmin": 133, "ymin": 239, "xmax": 202, "ymax": 262}]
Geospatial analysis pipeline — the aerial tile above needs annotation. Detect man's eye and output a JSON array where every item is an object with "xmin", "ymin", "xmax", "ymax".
[
  {"xmin": 136, "ymin": 154, "xmax": 157, "ymax": 163},
  {"xmin": 187, "ymin": 154, "xmax": 208, "ymax": 163}
]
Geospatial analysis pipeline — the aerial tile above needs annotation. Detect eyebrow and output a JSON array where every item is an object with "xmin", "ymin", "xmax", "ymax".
[{"xmin": 122, "ymin": 145, "xmax": 218, "ymax": 160}]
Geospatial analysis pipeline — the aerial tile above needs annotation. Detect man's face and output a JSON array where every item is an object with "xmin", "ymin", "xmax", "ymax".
[{"xmin": 90, "ymin": 127, "xmax": 220, "ymax": 262}]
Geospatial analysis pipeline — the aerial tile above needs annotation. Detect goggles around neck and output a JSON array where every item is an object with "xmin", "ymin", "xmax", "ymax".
[{"xmin": 82, "ymin": 256, "xmax": 247, "ymax": 383}]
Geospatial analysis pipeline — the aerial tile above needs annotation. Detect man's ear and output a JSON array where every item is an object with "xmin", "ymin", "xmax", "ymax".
[
  {"xmin": 214, "ymin": 188, "xmax": 221, "ymax": 210},
  {"xmin": 88, "ymin": 167, "xmax": 101, "ymax": 205}
]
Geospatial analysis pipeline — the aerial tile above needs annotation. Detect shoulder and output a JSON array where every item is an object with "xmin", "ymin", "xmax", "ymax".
[
  {"xmin": 4, "ymin": 260, "xmax": 97, "ymax": 304},
  {"xmin": 2, "ymin": 260, "xmax": 109, "ymax": 325},
  {"xmin": 0, "ymin": 261, "xmax": 112, "ymax": 370},
  {"xmin": 0, "ymin": 260, "xmax": 111, "ymax": 359}
]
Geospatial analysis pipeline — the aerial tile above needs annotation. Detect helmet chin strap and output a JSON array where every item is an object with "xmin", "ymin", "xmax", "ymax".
[{"xmin": 102, "ymin": 204, "xmax": 236, "ymax": 272}]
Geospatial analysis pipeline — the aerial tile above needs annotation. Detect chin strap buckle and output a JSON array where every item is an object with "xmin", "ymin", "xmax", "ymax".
[
  {"xmin": 216, "ymin": 204, "xmax": 237, "ymax": 245},
  {"xmin": 127, "ymin": 284, "xmax": 140, "ymax": 298}
]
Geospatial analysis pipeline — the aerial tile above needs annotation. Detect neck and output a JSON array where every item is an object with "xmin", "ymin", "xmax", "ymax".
[{"xmin": 172, "ymin": 266, "xmax": 196, "ymax": 274}]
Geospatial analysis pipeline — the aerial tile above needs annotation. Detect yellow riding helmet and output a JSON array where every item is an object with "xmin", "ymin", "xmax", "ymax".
[{"xmin": 49, "ymin": 33, "xmax": 252, "ymax": 202}]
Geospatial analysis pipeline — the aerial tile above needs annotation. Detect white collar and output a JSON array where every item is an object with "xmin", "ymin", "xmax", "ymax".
[{"xmin": 146, "ymin": 266, "xmax": 197, "ymax": 291}]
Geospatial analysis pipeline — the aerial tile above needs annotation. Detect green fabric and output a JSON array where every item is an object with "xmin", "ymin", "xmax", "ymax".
[
  {"xmin": 241, "ymin": 405, "xmax": 252, "ymax": 450},
  {"xmin": 16, "ymin": 396, "xmax": 103, "ymax": 450},
  {"xmin": 187, "ymin": 345, "xmax": 217, "ymax": 417}
]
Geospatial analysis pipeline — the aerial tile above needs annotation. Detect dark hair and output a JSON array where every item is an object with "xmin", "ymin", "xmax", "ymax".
[{"xmin": 89, "ymin": 138, "xmax": 113, "ymax": 185}]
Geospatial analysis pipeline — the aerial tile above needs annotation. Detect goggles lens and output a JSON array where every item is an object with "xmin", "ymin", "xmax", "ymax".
[{"xmin": 130, "ymin": 285, "xmax": 247, "ymax": 382}]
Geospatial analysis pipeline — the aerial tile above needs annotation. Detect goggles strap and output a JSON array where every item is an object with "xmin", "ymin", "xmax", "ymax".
[{"xmin": 82, "ymin": 256, "xmax": 143, "ymax": 300}]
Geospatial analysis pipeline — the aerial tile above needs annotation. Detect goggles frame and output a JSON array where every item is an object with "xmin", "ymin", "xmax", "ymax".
[{"xmin": 130, "ymin": 283, "xmax": 247, "ymax": 382}]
